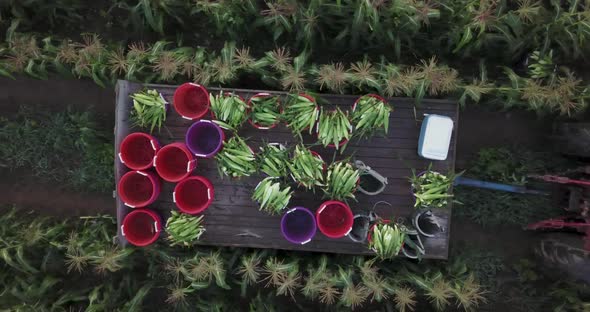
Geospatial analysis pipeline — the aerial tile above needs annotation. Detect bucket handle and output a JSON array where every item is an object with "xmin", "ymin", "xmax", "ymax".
[
  {"xmin": 268, "ymin": 142, "xmax": 286, "ymax": 150},
  {"xmin": 207, "ymin": 188, "xmax": 212, "ymax": 201},
  {"xmin": 118, "ymin": 152, "xmax": 125, "ymax": 164},
  {"xmin": 172, "ymin": 191, "xmax": 176, "ymax": 203},
  {"xmin": 345, "ymin": 227, "xmax": 353, "ymax": 236},
  {"xmin": 194, "ymin": 153, "xmax": 207, "ymax": 157},
  {"xmin": 153, "ymin": 155, "xmax": 158, "ymax": 167},
  {"xmin": 150, "ymin": 139, "xmax": 157, "ymax": 151},
  {"xmin": 317, "ymin": 204, "xmax": 326, "ymax": 214},
  {"xmin": 181, "ymin": 115, "xmax": 193, "ymax": 120},
  {"xmin": 300, "ymin": 238, "xmax": 311, "ymax": 245},
  {"xmin": 154, "ymin": 221, "xmax": 160, "ymax": 233},
  {"xmin": 137, "ymin": 171, "xmax": 147, "ymax": 176},
  {"xmin": 124, "ymin": 202, "xmax": 135, "ymax": 208},
  {"xmin": 189, "ymin": 83, "xmax": 201, "ymax": 87},
  {"xmin": 121, "ymin": 225, "xmax": 125, "ymax": 236},
  {"xmin": 158, "ymin": 93, "xmax": 168, "ymax": 105},
  {"xmin": 187, "ymin": 159, "xmax": 197, "ymax": 172}
]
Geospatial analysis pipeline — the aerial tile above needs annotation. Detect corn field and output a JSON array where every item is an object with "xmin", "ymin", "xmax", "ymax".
[
  {"xmin": 0, "ymin": 208, "xmax": 485, "ymax": 311},
  {"xmin": 0, "ymin": 0, "xmax": 589, "ymax": 310},
  {"xmin": 0, "ymin": 0, "xmax": 589, "ymax": 115}
]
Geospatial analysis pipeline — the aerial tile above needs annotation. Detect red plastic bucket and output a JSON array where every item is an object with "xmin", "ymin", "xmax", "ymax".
[
  {"xmin": 117, "ymin": 171, "xmax": 161, "ymax": 208},
  {"xmin": 121, "ymin": 209, "xmax": 162, "ymax": 246},
  {"xmin": 173, "ymin": 176, "xmax": 214, "ymax": 214},
  {"xmin": 119, "ymin": 132, "xmax": 160, "ymax": 170},
  {"xmin": 316, "ymin": 200, "xmax": 354, "ymax": 238},
  {"xmin": 173, "ymin": 83, "xmax": 210, "ymax": 120},
  {"xmin": 154, "ymin": 143, "xmax": 196, "ymax": 182}
]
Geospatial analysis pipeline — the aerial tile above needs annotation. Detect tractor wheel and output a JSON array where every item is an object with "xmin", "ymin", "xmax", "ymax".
[{"xmin": 533, "ymin": 233, "xmax": 590, "ymax": 284}]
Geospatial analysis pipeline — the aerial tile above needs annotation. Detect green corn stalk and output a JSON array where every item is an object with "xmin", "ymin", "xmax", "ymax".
[
  {"xmin": 368, "ymin": 223, "xmax": 405, "ymax": 260},
  {"xmin": 210, "ymin": 91, "xmax": 249, "ymax": 131},
  {"xmin": 288, "ymin": 144, "xmax": 324, "ymax": 190},
  {"xmin": 215, "ymin": 136, "xmax": 257, "ymax": 178},
  {"xmin": 322, "ymin": 161, "xmax": 359, "ymax": 201},
  {"xmin": 257, "ymin": 143, "xmax": 289, "ymax": 178},
  {"xmin": 250, "ymin": 95, "xmax": 281, "ymax": 128},
  {"xmin": 351, "ymin": 95, "xmax": 392, "ymax": 138},
  {"xmin": 409, "ymin": 167, "xmax": 456, "ymax": 209},
  {"xmin": 130, "ymin": 89, "xmax": 167, "ymax": 133},
  {"xmin": 166, "ymin": 211, "xmax": 206, "ymax": 247},
  {"xmin": 252, "ymin": 177, "xmax": 293, "ymax": 215},
  {"xmin": 317, "ymin": 107, "xmax": 351, "ymax": 149},
  {"xmin": 283, "ymin": 93, "xmax": 319, "ymax": 136}
]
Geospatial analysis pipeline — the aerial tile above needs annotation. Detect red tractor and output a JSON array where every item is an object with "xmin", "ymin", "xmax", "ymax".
[{"xmin": 525, "ymin": 122, "xmax": 590, "ymax": 284}]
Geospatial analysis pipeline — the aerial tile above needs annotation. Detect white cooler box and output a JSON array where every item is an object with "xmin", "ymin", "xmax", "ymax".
[{"xmin": 418, "ymin": 114, "xmax": 454, "ymax": 161}]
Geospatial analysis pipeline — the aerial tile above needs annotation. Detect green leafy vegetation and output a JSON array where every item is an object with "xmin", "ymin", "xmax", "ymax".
[
  {"xmin": 0, "ymin": 109, "xmax": 113, "ymax": 193},
  {"xmin": 166, "ymin": 211, "xmax": 205, "ymax": 247},
  {"xmin": 288, "ymin": 145, "xmax": 324, "ymax": 190},
  {"xmin": 351, "ymin": 95, "xmax": 391, "ymax": 138},
  {"xmin": 257, "ymin": 144, "xmax": 289, "ymax": 178},
  {"xmin": 7, "ymin": 0, "xmax": 590, "ymax": 65},
  {"xmin": 0, "ymin": 31, "xmax": 587, "ymax": 115},
  {"xmin": 368, "ymin": 223, "xmax": 405, "ymax": 260},
  {"xmin": 130, "ymin": 88, "xmax": 167, "ymax": 133},
  {"xmin": 410, "ymin": 168, "xmax": 456, "ymax": 209},
  {"xmin": 249, "ymin": 95, "xmax": 281, "ymax": 128},
  {"xmin": 317, "ymin": 107, "xmax": 351, "ymax": 148},
  {"xmin": 322, "ymin": 161, "xmax": 359, "ymax": 201},
  {"xmin": 215, "ymin": 136, "xmax": 257, "ymax": 178},
  {"xmin": 19, "ymin": 207, "xmax": 586, "ymax": 311},
  {"xmin": 283, "ymin": 93, "xmax": 318, "ymax": 135},
  {"xmin": 210, "ymin": 91, "xmax": 248, "ymax": 131},
  {"xmin": 252, "ymin": 177, "xmax": 292, "ymax": 215}
]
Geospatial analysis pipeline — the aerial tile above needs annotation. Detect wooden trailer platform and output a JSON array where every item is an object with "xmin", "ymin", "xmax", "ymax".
[{"xmin": 114, "ymin": 80, "xmax": 459, "ymax": 259}]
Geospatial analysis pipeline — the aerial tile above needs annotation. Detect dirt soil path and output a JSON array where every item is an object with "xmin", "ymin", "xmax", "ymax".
[{"xmin": 0, "ymin": 170, "xmax": 114, "ymax": 216}]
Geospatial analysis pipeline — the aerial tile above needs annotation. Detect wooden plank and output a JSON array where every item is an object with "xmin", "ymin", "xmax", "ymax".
[{"xmin": 114, "ymin": 80, "xmax": 458, "ymax": 259}]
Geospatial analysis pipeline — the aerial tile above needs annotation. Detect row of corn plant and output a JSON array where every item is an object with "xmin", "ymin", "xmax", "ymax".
[
  {"xmin": 4, "ymin": 0, "xmax": 590, "ymax": 63},
  {"xmin": 0, "ymin": 207, "xmax": 491, "ymax": 311},
  {"xmin": 0, "ymin": 32, "xmax": 587, "ymax": 115}
]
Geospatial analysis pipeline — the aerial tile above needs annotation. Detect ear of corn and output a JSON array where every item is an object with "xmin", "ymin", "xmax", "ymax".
[
  {"xmin": 351, "ymin": 95, "xmax": 392, "ymax": 138},
  {"xmin": 252, "ymin": 177, "xmax": 293, "ymax": 215},
  {"xmin": 215, "ymin": 136, "xmax": 257, "ymax": 178},
  {"xmin": 409, "ymin": 168, "xmax": 455, "ymax": 209},
  {"xmin": 257, "ymin": 143, "xmax": 289, "ymax": 178},
  {"xmin": 368, "ymin": 223, "xmax": 405, "ymax": 260},
  {"xmin": 317, "ymin": 107, "xmax": 351, "ymax": 149},
  {"xmin": 210, "ymin": 91, "xmax": 249, "ymax": 131},
  {"xmin": 283, "ymin": 94, "xmax": 319, "ymax": 135},
  {"xmin": 166, "ymin": 211, "xmax": 206, "ymax": 247},
  {"xmin": 250, "ymin": 95, "xmax": 281, "ymax": 127},
  {"xmin": 287, "ymin": 144, "xmax": 324, "ymax": 190},
  {"xmin": 322, "ymin": 161, "xmax": 359, "ymax": 201},
  {"xmin": 130, "ymin": 89, "xmax": 167, "ymax": 133}
]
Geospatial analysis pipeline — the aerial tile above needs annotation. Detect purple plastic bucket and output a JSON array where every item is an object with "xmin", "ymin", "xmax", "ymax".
[
  {"xmin": 186, "ymin": 120, "xmax": 225, "ymax": 158},
  {"xmin": 281, "ymin": 207, "xmax": 317, "ymax": 244}
]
